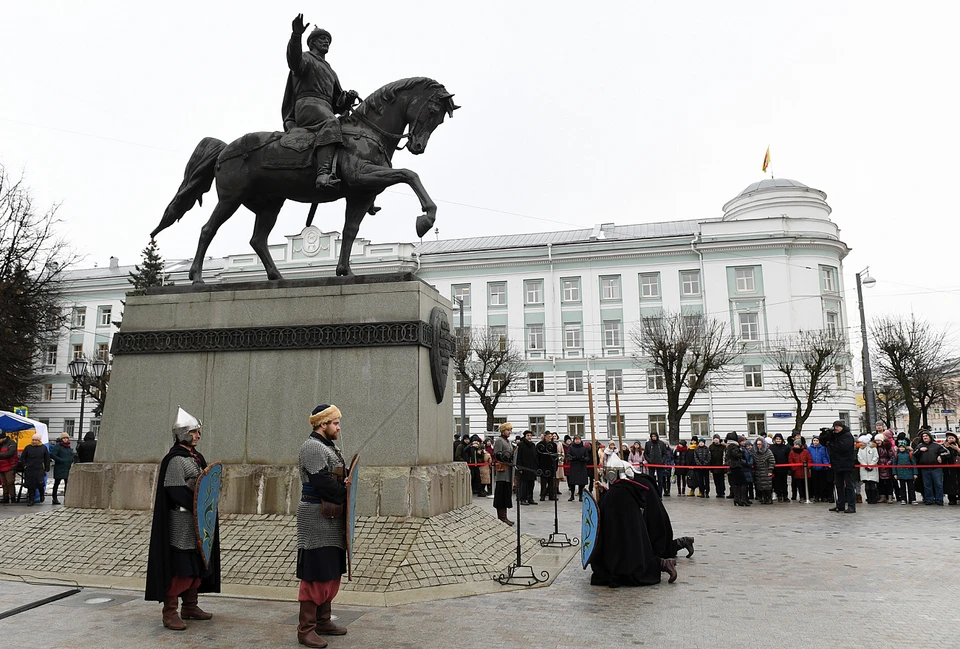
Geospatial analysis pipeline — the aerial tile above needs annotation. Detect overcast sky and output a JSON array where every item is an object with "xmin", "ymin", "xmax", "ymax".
[{"xmin": 1, "ymin": 1, "xmax": 958, "ymax": 346}]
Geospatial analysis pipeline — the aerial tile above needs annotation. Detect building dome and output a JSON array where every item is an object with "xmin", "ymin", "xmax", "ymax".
[{"xmin": 722, "ymin": 178, "xmax": 831, "ymax": 222}]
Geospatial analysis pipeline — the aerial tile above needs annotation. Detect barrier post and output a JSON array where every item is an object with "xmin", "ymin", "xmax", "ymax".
[{"xmin": 803, "ymin": 460, "xmax": 812, "ymax": 504}]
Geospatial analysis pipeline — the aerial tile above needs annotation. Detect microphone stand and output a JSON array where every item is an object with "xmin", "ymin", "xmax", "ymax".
[
  {"xmin": 536, "ymin": 448, "xmax": 579, "ymax": 549},
  {"xmin": 494, "ymin": 455, "xmax": 549, "ymax": 586}
]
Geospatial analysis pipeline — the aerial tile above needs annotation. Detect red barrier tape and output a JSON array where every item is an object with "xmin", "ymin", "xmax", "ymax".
[{"xmin": 464, "ymin": 462, "xmax": 957, "ymax": 469}]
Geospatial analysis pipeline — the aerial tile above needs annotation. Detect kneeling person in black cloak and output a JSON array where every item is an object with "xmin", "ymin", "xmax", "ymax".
[
  {"xmin": 589, "ymin": 455, "xmax": 694, "ymax": 587},
  {"xmin": 145, "ymin": 407, "xmax": 220, "ymax": 630}
]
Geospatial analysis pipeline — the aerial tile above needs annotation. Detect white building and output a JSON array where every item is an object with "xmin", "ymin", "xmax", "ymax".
[{"xmin": 29, "ymin": 178, "xmax": 859, "ymax": 442}]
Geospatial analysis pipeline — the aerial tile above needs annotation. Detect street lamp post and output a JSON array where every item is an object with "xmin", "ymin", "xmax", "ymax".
[
  {"xmin": 68, "ymin": 356, "xmax": 108, "ymax": 443},
  {"xmin": 856, "ymin": 268, "xmax": 877, "ymax": 431}
]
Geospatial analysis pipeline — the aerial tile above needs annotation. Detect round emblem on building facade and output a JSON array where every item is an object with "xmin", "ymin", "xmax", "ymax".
[{"xmin": 301, "ymin": 226, "xmax": 323, "ymax": 256}]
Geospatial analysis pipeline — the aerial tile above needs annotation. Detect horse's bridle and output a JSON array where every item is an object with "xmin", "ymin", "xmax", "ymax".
[{"xmin": 353, "ymin": 88, "xmax": 447, "ymax": 152}]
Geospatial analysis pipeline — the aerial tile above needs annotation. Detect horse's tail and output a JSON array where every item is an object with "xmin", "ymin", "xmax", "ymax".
[{"xmin": 151, "ymin": 137, "xmax": 227, "ymax": 238}]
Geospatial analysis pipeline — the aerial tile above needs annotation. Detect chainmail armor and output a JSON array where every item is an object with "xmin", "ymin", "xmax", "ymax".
[
  {"xmin": 297, "ymin": 436, "xmax": 346, "ymax": 551},
  {"xmin": 164, "ymin": 455, "xmax": 200, "ymax": 551}
]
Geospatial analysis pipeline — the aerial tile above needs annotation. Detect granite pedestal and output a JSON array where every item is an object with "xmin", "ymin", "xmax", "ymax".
[{"xmin": 69, "ymin": 273, "xmax": 470, "ymax": 517}]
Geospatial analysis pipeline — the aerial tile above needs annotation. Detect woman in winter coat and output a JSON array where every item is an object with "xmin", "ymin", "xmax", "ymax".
[
  {"xmin": 943, "ymin": 431, "xmax": 960, "ymax": 506},
  {"xmin": 683, "ymin": 442, "xmax": 699, "ymax": 496},
  {"xmin": 49, "ymin": 433, "xmax": 75, "ymax": 506},
  {"xmin": 891, "ymin": 439, "xmax": 918, "ymax": 504},
  {"xmin": 770, "ymin": 433, "xmax": 791, "ymax": 502},
  {"xmin": 692, "ymin": 441, "xmax": 712, "ymax": 497},
  {"xmin": 874, "ymin": 434, "xmax": 895, "ymax": 503},
  {"xmin": 753, "ymin": 437, "xmax": 776, "ymax": 504},
  {"xmin": 807, "ymin": 436, "xmax": 832, "ymax": 502},
  {"xmin": 554, "ymin": 436, "xmax": 566, "ymax": 497},
  {"xmin": 566, "ymin": 436, "xmax": 590, "ymax": 501},
  {"xmin": 858, "ymin": 439, "xmax": 880, "ymax": 504},
  {"xmin": 724, "ymin": 432, "xmax": 749, "ymax": 506},
  {"xmin": 628, "ymin": 443, "xmax": 643, "ymax": 469},
  {"xmin": 478, "ymin": 446, "xmax": 493, "ymax": 496},
  {"xmin": 673, "ymin": 441, "xmax": 689, "ymax": 496},
  {"xmin": 740, "ymin": 438, "xmax": 755, "ymax": 502},
  {"xmin": 786, "ymin": 440, "xmax": 813, "ymax": 502}
]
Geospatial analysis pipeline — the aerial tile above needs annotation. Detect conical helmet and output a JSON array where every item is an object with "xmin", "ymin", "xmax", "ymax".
[{"xmin": 172, "ymin": 406, "xmax": 202, "ymax": 442}]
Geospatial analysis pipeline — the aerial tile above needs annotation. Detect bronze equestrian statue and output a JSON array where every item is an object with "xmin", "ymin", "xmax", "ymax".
[{"xmin": 151, "ymin": 14, "xmax": 459, "ymax": 282}]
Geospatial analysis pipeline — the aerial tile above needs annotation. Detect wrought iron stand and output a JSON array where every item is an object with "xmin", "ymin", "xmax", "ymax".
[
  {"xmin": 539, "ymin": 475, "xmax": 580, "ymax": 549},
  {"xmin": 495, "ymin": 467, "xmax": 549, "ymax": 586}
]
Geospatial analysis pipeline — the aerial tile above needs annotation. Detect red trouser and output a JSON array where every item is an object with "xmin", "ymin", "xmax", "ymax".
[{"xmin": 298, "ymin": 579, "xmax": 341, "ymax": 606}]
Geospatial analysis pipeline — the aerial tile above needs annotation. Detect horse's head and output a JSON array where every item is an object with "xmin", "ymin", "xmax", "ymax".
[{"xmin": 404, "ymin": 84, "xmax": 460, "ymax": 155}]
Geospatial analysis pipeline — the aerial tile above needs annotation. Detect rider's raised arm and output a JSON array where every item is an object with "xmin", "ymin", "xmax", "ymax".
[{"xmin": 287, "ymin": 29, "xmax": 305, "ymax": 75}]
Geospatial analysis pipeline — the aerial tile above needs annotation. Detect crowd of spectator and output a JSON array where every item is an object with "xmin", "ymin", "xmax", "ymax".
[{"xmin": 453, "ymin": 421, "xmax": 960, "ymax": 510}]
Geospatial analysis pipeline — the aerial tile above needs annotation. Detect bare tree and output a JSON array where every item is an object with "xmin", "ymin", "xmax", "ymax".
[
  {"xmin": 0, "ymin": 165, "xmax": 76, "ymax": 408},
  {"xmin": 765, "ymin": 330, "xmax": 848, "ymax": 437},
  {"xmin": 452, "ymin": 327, "xmax": 528, "ymax": 432},
  {"xmin": 871, "ymin": 315, "xmax": 952, "ymax": 436},
  {"xmin": 631, "ymin": 312, "xmax": 741, "ymax": 444},
  {"xmin": 874, "ymin": 382, "xmax": 905, "ymax": 430}
]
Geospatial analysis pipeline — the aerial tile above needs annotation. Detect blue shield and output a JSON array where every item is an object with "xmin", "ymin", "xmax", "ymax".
[
  {"xmin": 581, "ymin": 490, "xmax": 599, "ymax": 569},
  {"xmin": 345, "ymin": 454, "xmax": 360, "ymax": 581},
  {"xmin": 193, "ymin": 462, "xmax": 222, "ymax": 569}
]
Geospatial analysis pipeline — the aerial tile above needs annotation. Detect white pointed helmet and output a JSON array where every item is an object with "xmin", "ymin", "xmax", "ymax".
[{"xmin": 172, "ymin": 406, "xmax": 202, "ymax": 443}]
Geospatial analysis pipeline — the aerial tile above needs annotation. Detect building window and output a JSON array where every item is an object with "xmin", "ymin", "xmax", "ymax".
[
  {"xmin": 568, "ymin": 415, "xmax": 585, "ymax": 437},
  {"xmin": 97, "ymin": 343, "xmax": 110, "ymax": 361},
  {"xmin": 492, "ymin": 416, "xmax": 508, "ymax": 430},
  {"xmin": 681, "ymin": 270, "xmax": 701, "ymax": 296},
  {"xmin": 69, "ymin": 383, "xmax": 79, "ymax": 400},
  {"xmin": 603, "ymin": 320, "xmax": 622, "ymax": 348},
  {"xmin": 605, "ymin": 369, "xmax": 623, "ymax": 392},
  {"xmin": 524, "ymin": 280, "xmax": 543, "ymax": 305},
  {"xmin": 825, "ymin": 311, "xmax": 840, "ymax": 338},
  {"xmin": 646, "ymin": 368, "xmax": 665, "ymax": 391},
  {"xmin": 649, "ymin": 414, "xmax": 667, "ymax": 437},
  {"xmin": 640, "ymin": 273, "xmax": 660, "ymax": 299},
  {"xmin": 528, "ymin": 416, "xmax": 546, "ymax": 435},
  {"xmin": 527, "ymin": 324, "xmax": 544, "ymax": 351},
  {"xmin": 739, "ymin": 312, "xmax": 760, "ymax": 341},
  {"xmin": 72, "ymin": 344, "xmax": 84, "ymax": 360},
  {"xmin": 838, "ymin": 411, "xmax": 849, "ymax": 426},
  {"xmin": 90, "ymin": 418, "xmax": 101, "ymax": 435},
  {"xmin": 43, "ymin": 384, "xmax": 54, "ymax": 401},
  {"xmin": 44, "ymin": 345, "xmax": 58, "ymax": 367},
  {"xmin": 98, "ymin": 306, "xmax": 112, "ymax": 327},
  {"xmin": 452, "ymin": 284, "xmax": 471, "ymax": 308},
  {"xmin": 822, "ymin": 267, "xmax": 837, "ymax": 293},
  {"xmin": 528, "ymin": 372, "xmax": 544, "ymax": 393},
  {"xmin": 488, "ymin": 282, "xmax": 507, "ymax": 307},
  {"xmin": 455, "ymin": 417, "xmax": 470, "ymax": 437},
  {"xmin": 63, "ymin": 419, "xmax": 75, "ymax": 436},
  {"xmin": 608, "ymin": 414, "xmax": 626, "ymax": 437},
  {"xmin": 747, "ymin": 413, "xmax": 766, "ymax": 437},
  {"xmin": 567, "ymin": 371, "xmax": 584, "ymax": 393},
  {"xmin": 744, "ymin": 364, "xmax": 763, "ymax": 388},
  {"xmin": 564, "ymin": 323, "xmax": 582, "ymax": 350},
  {"xmin": 491, "ymin": 373, "xmax": 507, "ymax": 393},
  {"xmin": 455, "ymin": 373, "xmax": 466, "ymax": 395},
  {"xmin": 835, "ymin": 365, "xmax": 845, "ymax": 388},
  {"xmin": 72, "ymin": 307, "xmax": 86, "ymax": 328},
  {"xmin": 690, "ymin": 414, "xmax": 709, "ymax": 437},
  {"xmin": 735, "ymin": 268, "xmax": 756, "ymax": 292},
  {"xmin": 488, "ymin": 326, "xmax": 507, "ymax": 350},
  {"xmin": 600, "ymin": 276, "xmax": 621, "ymax": 301},
  {"xmin": 562, "ymin": 277, "xmax": 581, "ymax": 303}
]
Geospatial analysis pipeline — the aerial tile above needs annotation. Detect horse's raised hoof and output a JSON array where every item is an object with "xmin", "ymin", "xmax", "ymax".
[{"xmin": 415, "ymin": 213, "xmax": 434, "ymax": 238}]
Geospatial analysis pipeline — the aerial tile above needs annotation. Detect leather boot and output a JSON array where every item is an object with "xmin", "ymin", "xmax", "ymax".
[
  {"xmin": 660, "ymin": 558, "xmax": 678, "ymax": 583},
  {"xmin": 741, "ymin": 487, "xmax": 752, "ymax": 506},
  {"xmin": 496, "ymin": 508, "xmax": 514, "ymax": 526},
  {"xmin": 568, "ymin": 492, "xmax": 575, "ymax": 501},
  {"xmin": 676, "ymin": 536, "xmax": 695, "ymax": 558},
  {"xmin": 297, "ymin": 601, "xmax": 327, "ymax": 648},
  {"xmin": 316, "ymin": 602, "xmax": 348, "ymax": 635},
  {"xmin": 315, "ymin": 150, "xmax": 340, "ymax": 190},
  {"xmin": 162, "ymin": 597, "xmax": 186, "ymax": 630},
  {"xmin": 180, "ymin": 588, "xmax": 213, "ymax": 620}
]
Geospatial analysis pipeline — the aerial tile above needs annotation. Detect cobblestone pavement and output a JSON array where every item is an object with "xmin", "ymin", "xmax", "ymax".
[{"xmin": 1, "ymin": 492, "xmax": 957, "ymax": 648}]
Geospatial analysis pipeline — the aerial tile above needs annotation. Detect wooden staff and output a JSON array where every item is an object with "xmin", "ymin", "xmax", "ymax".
[
  {"xmin": 588, "ymin": 381, "xmax": 599, "ymax": 501},
  {"xmin": 615, "ymin": 391, "xmax": 623, "ymax": 454}
]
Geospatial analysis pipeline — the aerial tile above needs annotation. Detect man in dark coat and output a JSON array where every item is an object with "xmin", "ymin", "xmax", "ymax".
[
  {"xmin": 566, "ymin": 435, "xmax": 590, "ymax": 501},
  {"xmin": 819, "ymin": 420, "xmax": 857, "ymax": 513},
  {"xmin": 589, "ymin": 458, "xmax": 693, "ymax": 587},
  {"xmin": 708, "ymin": 434, "xmax": 727, "ymax": 498},
  {"xmin": 770, "ymin": 433, "xmax": 792, "ymax": 502},
  {"xmin": 515, "ymin": 430, "xmax": 539, "ymax": 506},
  {"xmin": 537, "ymin": 432, "xmax": 558, "ymax": 501},
  {"xmin": 18, "ymin": 434, "xmax": 49, "ymax": 506},
  {"xmin": 145, "ymin": 407, "xmax": 220, "ymax": 630},
  {"xmin": 643, "ymin": 432, "xmax": 669, "ymax": 497},
  {"xmin": 76, "ymin": 431, "xmax": 97, "ymax": 463}
]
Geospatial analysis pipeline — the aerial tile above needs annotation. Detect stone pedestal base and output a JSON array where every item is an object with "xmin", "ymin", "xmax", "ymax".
[{"xmin": 69, "ymin": 461, "xmax": 471, "ymax": 517}]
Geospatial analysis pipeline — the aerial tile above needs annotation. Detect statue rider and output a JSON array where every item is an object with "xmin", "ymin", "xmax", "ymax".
[{"xmin": 282, "ymin": 14, "xmax": 360, "ymax": 190}]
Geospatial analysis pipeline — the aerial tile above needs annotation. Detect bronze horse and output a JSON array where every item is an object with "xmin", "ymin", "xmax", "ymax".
[{"xmin": 151, "ymin": 77, "xmax": 459, "ymax": 282}]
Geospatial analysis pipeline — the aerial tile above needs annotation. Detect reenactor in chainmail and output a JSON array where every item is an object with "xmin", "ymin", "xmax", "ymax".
[
  {"xmin": 145, "ymin": 407, "xmax": 220, "ymax": 631},
  {"xmin": 296, "ymin": 403, "xmax": 350, "ymax": 648}
]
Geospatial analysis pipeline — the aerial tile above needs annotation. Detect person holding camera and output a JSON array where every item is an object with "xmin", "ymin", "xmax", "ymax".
[{"xmin": 819, "ymin": 421, "xmax": 857, "ymax": 513}]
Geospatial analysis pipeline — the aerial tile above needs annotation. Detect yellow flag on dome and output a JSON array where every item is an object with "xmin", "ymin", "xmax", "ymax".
[{"xmin": 761, "ymin": 146, "xmax": 771, "ymax": 173}]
